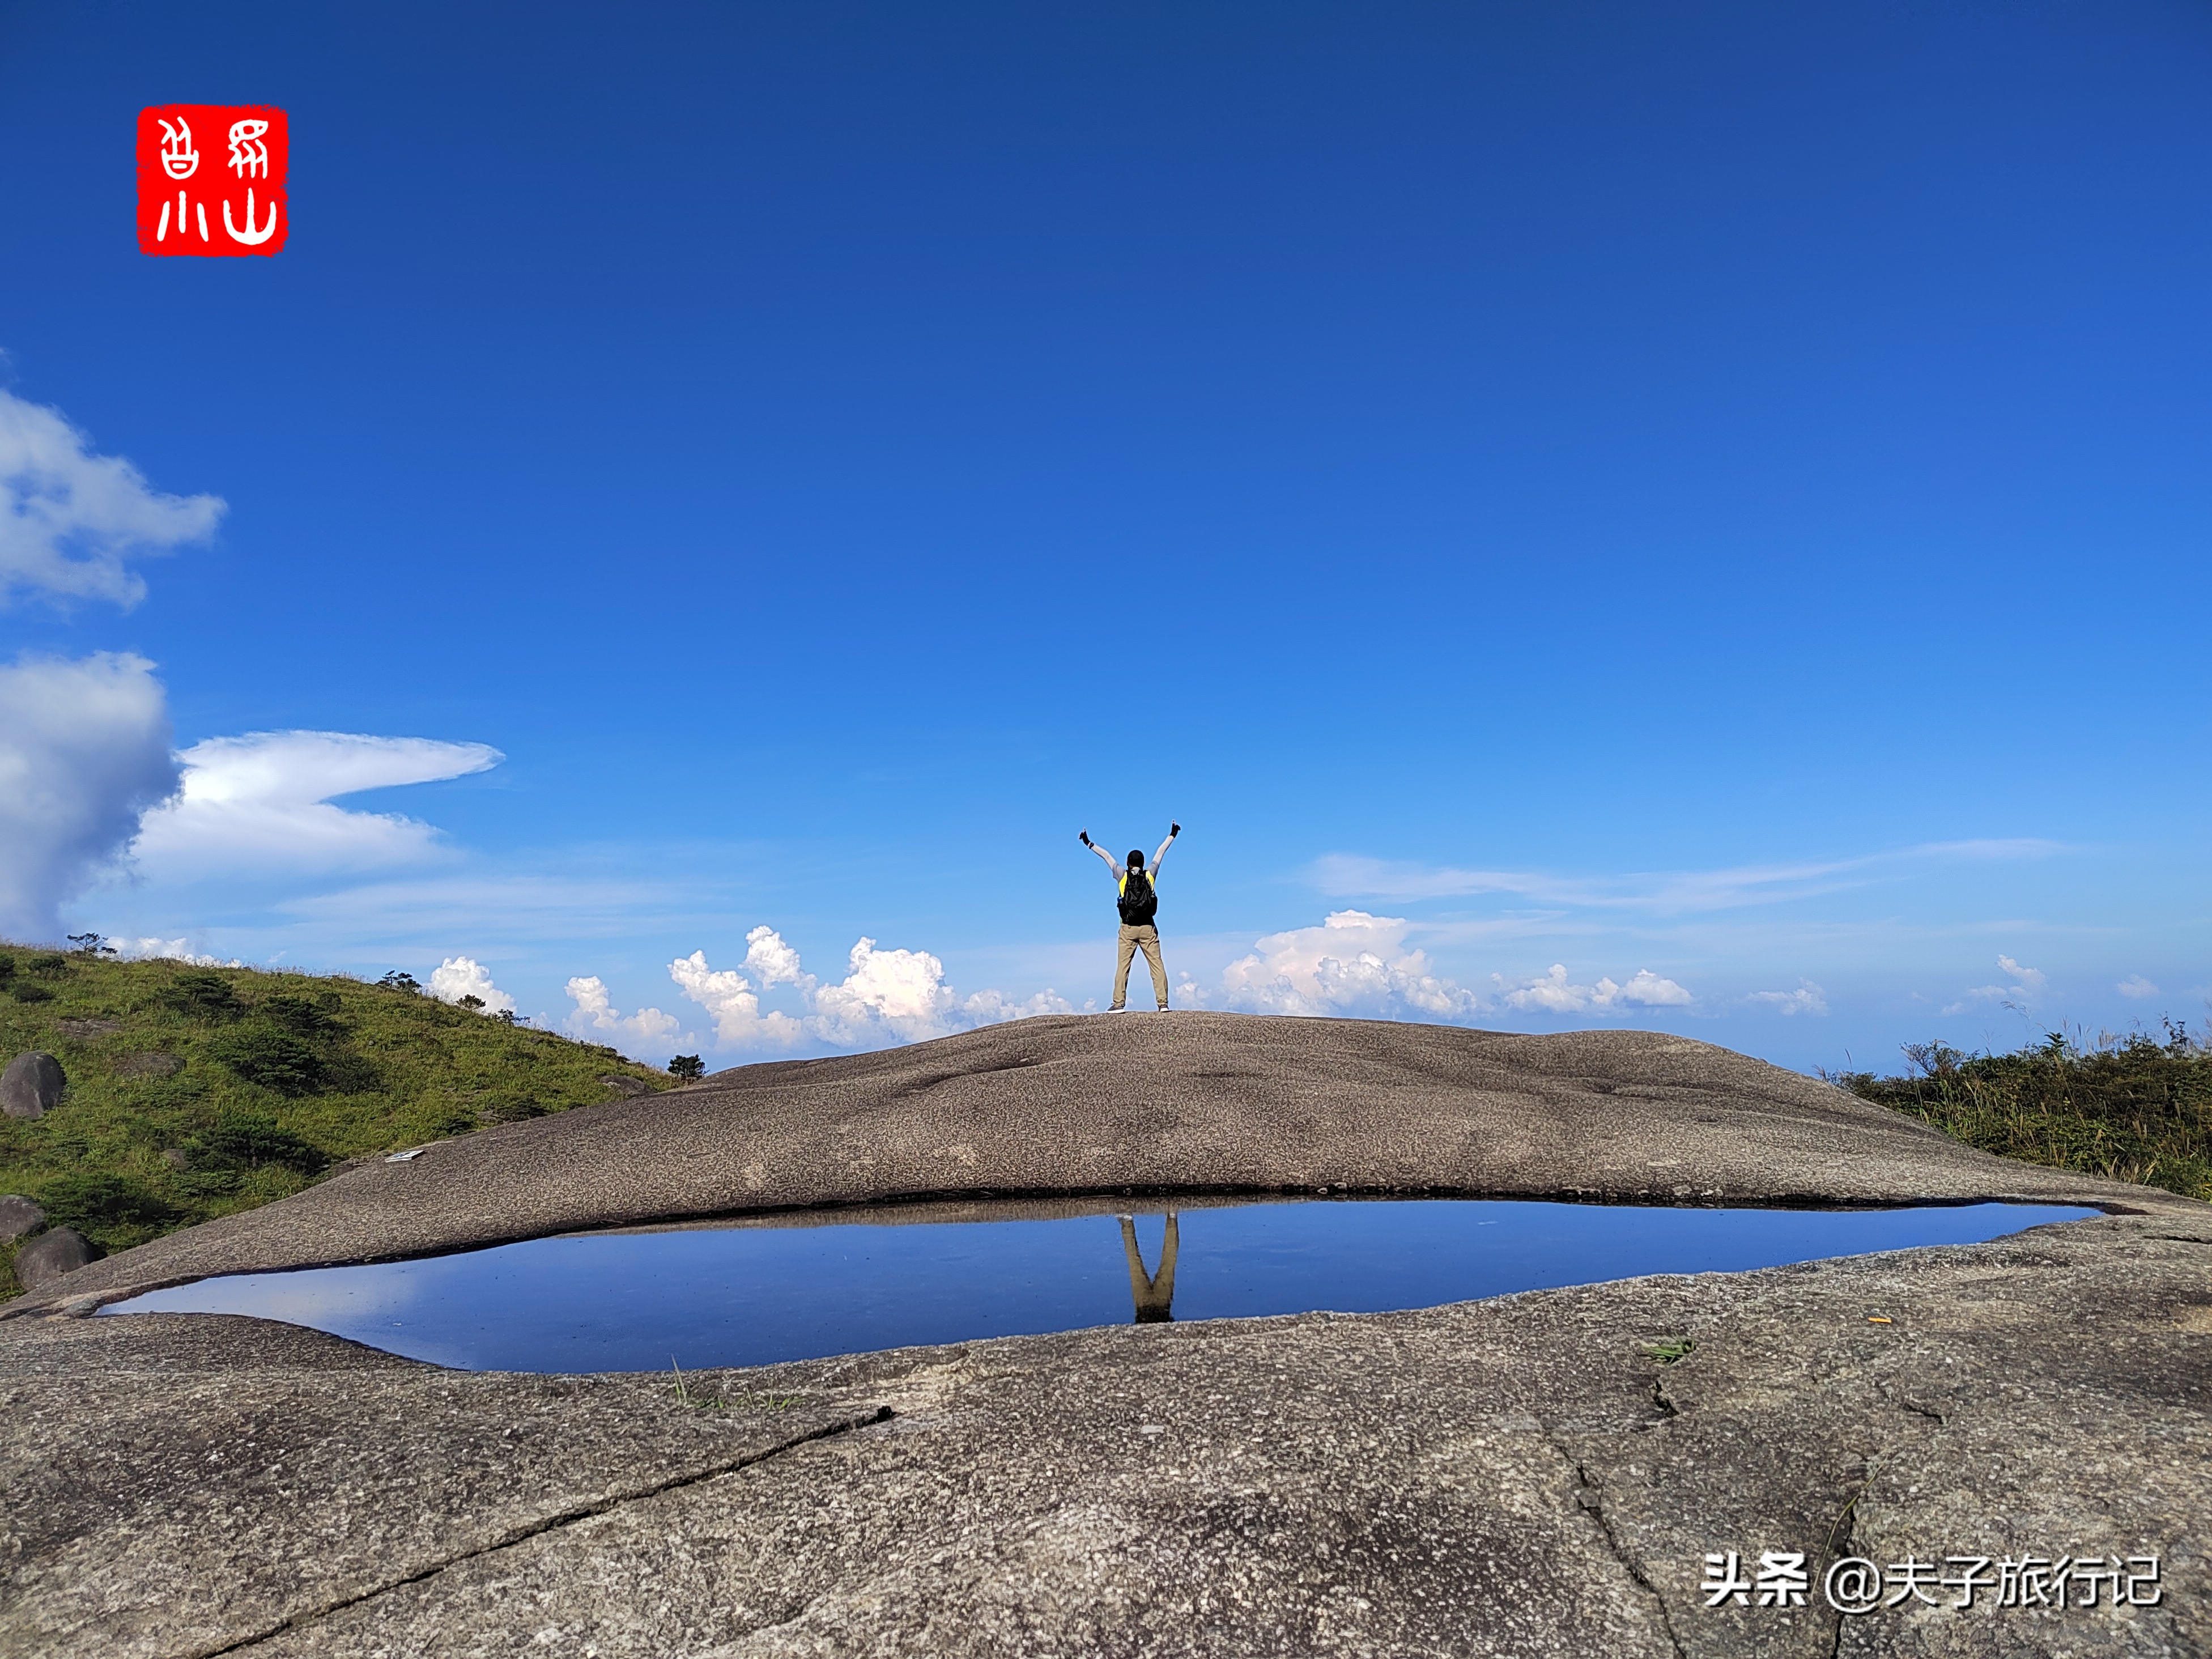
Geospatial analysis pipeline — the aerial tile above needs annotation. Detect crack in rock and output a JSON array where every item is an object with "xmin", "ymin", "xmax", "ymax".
[
  {"xmin": 194, "ymin": 1405, "xmax": 893, "ymax": 1658},
  {"xmin": 1534, "ymin": 1422, "xmax": 1689, "ymax": 1659}
]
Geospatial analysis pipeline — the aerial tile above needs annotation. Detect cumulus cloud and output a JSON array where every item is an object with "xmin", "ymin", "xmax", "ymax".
[
  {"xmin": 1221, "ymin": 911, "xmax": 1484, "ymax": 1020},
  {"xmin": 133, "ymin": 731, "xmax": 502, "ymax": 879},
  {"xmin": 960, "ymin": 986, "xmax": 1087, "ymax": 1023},
  {"xmin": 113, "ymin": 936, "xmax": 228, "ymax": 965},
  {"xmin": 1495, "ymin": 963, "xmax": 1693, "ymax": 1014},
  {"xmin": 1748, "ymin": 981, "xmax": 1830, "ymax": 1017},
  {"xmin": 564, "ymin": 976, "xmax": 684, "ymax": 1048},
  {"xmin": 2116, "ymin": 975, "xmax": 2158, "ymax": 999},
  {"xmin": 654, "ymin": 928, "xmax": 1081, "ymax": 1053},
  {"xmin": 0, "ymin": 653, "xmax": 180, "ymax": 942},
  {"xmin": 813, "ymin": 937, "xmax": 959, "ymax": 1043},
  {"xmin": 667, "ymin": 948, "xmax": 807, "ymax": 1049},
  {"xmin": 428, "ymin": 954, "xmax": 516, "ymax": 1014},
  {"xmin": 1, "ymin": 385, "xmax": 224, "ymax": 607},
  {"xmin": 741, "ymin": 923, "xmax": 814, "ymax": 990}
]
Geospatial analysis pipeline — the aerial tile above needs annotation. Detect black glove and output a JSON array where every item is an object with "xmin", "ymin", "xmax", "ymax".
[
  {"xmin": 1170, "ymin": 821, "xmax": 1181, "ymax": 836},
  {"xmin": 1079, "ymin": 829, "xmax": 1091, "ymax": 846}
]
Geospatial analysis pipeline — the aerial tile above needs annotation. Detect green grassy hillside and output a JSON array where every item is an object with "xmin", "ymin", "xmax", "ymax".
[{"xmin": 1, "ymin": 946, "xmax": 672, "ymax": 1298}]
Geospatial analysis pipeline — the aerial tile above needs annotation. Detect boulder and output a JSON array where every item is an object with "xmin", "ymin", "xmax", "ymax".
[
  {"xmin": 13, "ymin": 1226, "xmax": 99, "ymax": 1288},
  {"xmin": 1, "ymin": 1052, "xmax": 66, "ymax": 1120},
  {"xmin": 0, "ymin": 1194, "xmax": 45, "ymax": 1242},
  {"xmin": 598, "ymin": 1074, "xmax": 653, "ymax": 1096}
]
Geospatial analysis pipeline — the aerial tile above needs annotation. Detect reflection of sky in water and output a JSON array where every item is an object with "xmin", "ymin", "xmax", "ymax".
[{"xmin": 105, "ymin": 1199, "xmax": 2098, "ymax": 1373}]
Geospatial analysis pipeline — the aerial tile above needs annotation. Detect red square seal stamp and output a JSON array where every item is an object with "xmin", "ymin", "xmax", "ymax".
[{"xmin": 137, "ymin": 105, "xmax": 288, "ymax": 256}]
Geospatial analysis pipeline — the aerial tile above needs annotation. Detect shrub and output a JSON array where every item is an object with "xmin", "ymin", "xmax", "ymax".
[
  {"xmin": 164, "ymin": 971, "xmax": 243, "ymax": 1021},
  {"xmin": 258, "ymin": 993, "xmax": 341, "ymax": 1039},
  {"xmin": 669, "ymin": 1055, "xmax": 705, "ymax": 1081},
  {"xmin": 10, "ymin": 982, "xmax": 54, "ymax": 1004},
  {"xmin": 39, "ymin": 1173, "xmax": 177, "ymax": 1235},
  {"xmin": 207, "ymin": 1023, "xmax": 326, "ymax": 1095},
  {"xmin": 1842, "ymin": 1027, "xmax": 2212, "ymax": 1201},
  {"xmin": 377, "ymin": 971, "xmax": 420, "ymax": 993},
  {"xmin": 185, "ymin": 1111, "xmax": 330, "ymax": 1175},
  {"xmin": 27, "ymin": 954, "xmax": 67, "ymax": 976},
  {"xmin": 0, "ymin": 955, "xmax": 15, "ymax": 981}
]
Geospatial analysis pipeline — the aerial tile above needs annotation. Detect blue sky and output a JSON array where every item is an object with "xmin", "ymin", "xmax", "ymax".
[{"xmin": 2, "ymin": 1, "xmax": 2207, "ymax": 1070}]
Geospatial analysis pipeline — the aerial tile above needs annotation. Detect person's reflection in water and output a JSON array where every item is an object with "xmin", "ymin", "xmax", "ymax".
[{"xmin": 1118, "ymin": 1211, "xmax": 1179, "ymax": 1323}]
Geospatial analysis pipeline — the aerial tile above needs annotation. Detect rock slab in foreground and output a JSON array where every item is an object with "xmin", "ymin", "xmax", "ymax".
[
  {"xmin": 1, "ymin": 1211, "xmax": 2204, "ymax": 1658},
  {"xmin": 1, "ymin": 1052, "xmax": 65, "ymax": 1121}
]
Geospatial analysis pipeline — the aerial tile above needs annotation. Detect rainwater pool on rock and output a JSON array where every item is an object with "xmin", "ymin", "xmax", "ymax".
[{"xmin": 102, "ymin": 1197, "xmax": 2098, "ymax": 1372}]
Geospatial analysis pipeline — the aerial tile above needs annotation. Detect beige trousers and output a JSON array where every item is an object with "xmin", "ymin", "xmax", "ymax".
[
  {"xmin": 1113, "ymin": 923, "xmax": 1169, "ymax": 1010},
  {"xmin": 1119, "ymin": 1212, "xmax": 1180, "ymax": 1323}
]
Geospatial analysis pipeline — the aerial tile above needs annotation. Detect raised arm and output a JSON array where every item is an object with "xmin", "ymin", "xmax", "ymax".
[
  {"xmin": 1151, "ymin": 821, "xmax": 1181, "ymax": 874},
  {"xmin": 1080, "ymin": 830, "xmax": 1124, "ymax": 878}
]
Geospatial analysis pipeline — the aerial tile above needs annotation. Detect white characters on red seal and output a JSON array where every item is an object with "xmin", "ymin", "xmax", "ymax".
[
  {"xmin": 228, "ymin": 120, "xmax": 270, "ymax": 178},
  {"xmin": 155, "ymin": 116, "xmax": 211, "ymax": 243},
  {"xmin": 140, "ymin": 104, "xmax": 287, "ymax": 256},
  {"xmin": 159, "ymin": 118, "xmax": 199, "ymax": 180},
  {"xmin": 221, "ymin": 120, "xmax": 278, "ymax": 242},
  {"xmin": 154, "ymin": 116, "xmax": 209, "ymax": 243},
  {"xmin": 156, "ymin": 189, "xmax": 210, "ymax": 244},
  {"xmin": 225, "ymin": 191, "xmax": 278, "ymax": 244}
]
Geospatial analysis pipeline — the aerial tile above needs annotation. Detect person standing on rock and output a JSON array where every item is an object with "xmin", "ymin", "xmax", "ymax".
[{"xmin": 1080, "ymin": 822, "xmax": 1180, "ymax": 1012}]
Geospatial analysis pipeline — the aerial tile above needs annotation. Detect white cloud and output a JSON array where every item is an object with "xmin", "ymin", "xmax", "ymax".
[
  {"xmin": 1996, "ymin": 954, "xmax": 2047, "ymax": 993},
  {"xmin": 1221, "ymin": 911, "xmax": 1484, "ymax": 1020},
  {"xmin": 2117, "ymin": 975, "xmax": 2158, "ymax": 999},
  {"xmin": 0, "ymin": 386, "xmax": 224, "ymax": 607},
  {"xmin": 960, "ymin": 986, "xmax": 1087, "ymax": 1022},
  {"xmin": 0, "ymin": 653, "xmax": 179, "ymax": 942},
  {"xmin": 813, "ymin": 937, "xmax": 959, "ymax": 1043},
  {"xmin": 132, "ymin": 731, "xmax": 501, "ymax": 879},
  {"xmin": 1495, "ymin": 963, "xmax": 1693, "ymax": 1014},
  {"xmin": 563, "ymin": 976, "xmax": 684, "ymax": 1049},
  {"xmin": 667, "ymin": 948, "xmax": 806, "ymax": 1049},
  {"xmin": 113, "ymin": 936, "xmax": 227, "ymax": 965},
  {"xmin": 742, "ymin": 923, "xmax": 814, "ymax": 990},
  {"xmin": 428, "ymin": 954, "xmax": 515, "ymax": 1014},
  {"xmin": 659, "ymin": 928, "xmax": 1079, "ymax": 1053},
  {"xmin": 1749, "ymin": 981, "xmax": 1830, "ymax": 1017}
]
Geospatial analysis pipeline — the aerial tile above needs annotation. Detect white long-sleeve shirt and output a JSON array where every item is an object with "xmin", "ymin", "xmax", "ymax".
[{"xmin": 1088, "ymin": 831, "xmax": 1176, "ymax": 898}]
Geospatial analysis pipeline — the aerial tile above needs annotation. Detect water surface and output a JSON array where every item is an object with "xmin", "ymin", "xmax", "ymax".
[{"xmin": 103, "ymin": 1197, "xmax": 2096, "ymax": 1372}]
